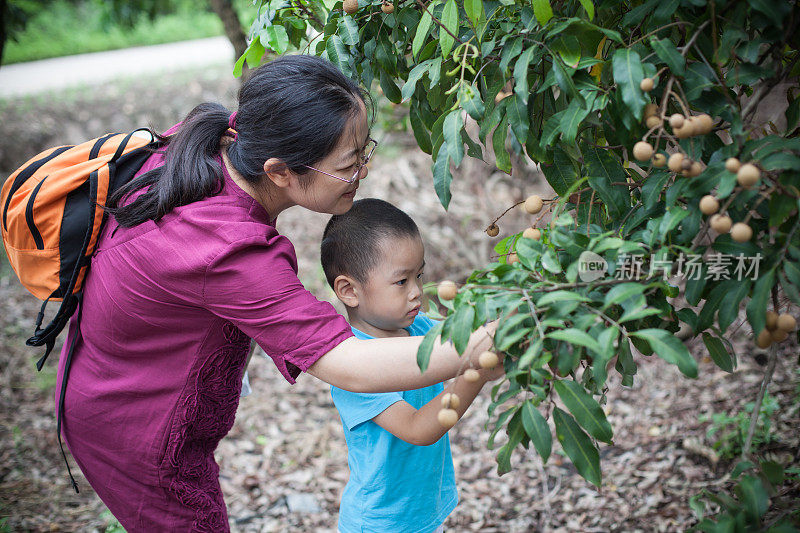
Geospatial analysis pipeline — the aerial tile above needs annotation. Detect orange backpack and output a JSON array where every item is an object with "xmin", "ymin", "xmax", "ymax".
[{"xmin": 1, "ymin": 129, "xmax": 160, "ymax": 491}]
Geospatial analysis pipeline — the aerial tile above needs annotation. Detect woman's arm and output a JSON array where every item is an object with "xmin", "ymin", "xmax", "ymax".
[
  {"xmin": 371, "ymin": 366, "xmax": 503, "ymax": 446},
  {"xmin": 307, "ymin": 325, "xmax": 496, "ymax": 393}
]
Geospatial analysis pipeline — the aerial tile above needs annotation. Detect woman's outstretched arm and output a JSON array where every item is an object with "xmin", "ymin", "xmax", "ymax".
[{"xmin": 307, "ymin": 325, "xmax": 496, "ymax": 393}]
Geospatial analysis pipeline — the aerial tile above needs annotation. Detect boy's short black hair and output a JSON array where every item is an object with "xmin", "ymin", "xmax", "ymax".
[{"xmin": 321, "ymin": 198, "xmax": 420, "ymax": 288}]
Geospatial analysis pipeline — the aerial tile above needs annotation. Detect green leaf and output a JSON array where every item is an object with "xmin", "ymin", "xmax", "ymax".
[
  {"xmin": 541, "ymin": 146, "xmax": 578, "ymax": 195},
  {"xmin": 338, "ymin": 15, "xmax": 359, "ymax": 46},
  {"xmin": 451, "ymin": 304, "xmax": 475, "ymax": 354},
  {"xmin": 548, "ymin": 328, "xmax": 601, "ymax": 354},
  {"xmin": 412, "ymin": 6, "xmax": 434, "ymax": 58},
  {"xmin": 552, "ymin": 35, "xmax": 581, "ymax": 69},
  {"xmin": 464, "ymin": 0, "xmax": 484, "ymax": 27},
  {"xmin": 409, "ymin": 104, "xmax": 433, "ymax": 154},
  {"xmin": 522, "ymin": 400, "xmax": 552, "ymax": 462},
  {"xmin": 532, "ymin": 0, "xmax": 553, "ymax": 25},
  {"xmin": 417, "ymin": 321, "xmax": 444, "ymax": 372},
  {"xmin": 612, "ymin": 48, "xmax": 647, "ymax": 121},
  {"xmin": 513, "ymin": 47, "xmax": 537, "ymax": 104},
  {"xmin": 379, "ymin": 69, "xmax": 402, "ymax": 104},
  {"xmin": 245, "ymin": 37, "xmax": 266, "ymax": 68},
  {"xmin": 603, "ymin": 282, "xmax": 645, "ymax": 309},
  {"xmin": 263, "ymin": 25, "xmax": 289, "ymax": 55},
  {"xmin": 554, "ymin": 380, "xmax": 613, "ymax": 443},
  {"xmin": 326, "ymin": 35, "xmax": 351, "ymax": 76},
  {"xmin": 630, "ymin": 329, "xmax": 697, "ymax": 378},
  {"xmin": 439, "ymin": 0, "xmax": 458, "ymax": 59},
  {"xmin": 433, "ymin": 142, "xmax": 453, "ymax": 209},
  {"xmin": 233, "ymin": 51, "xmax": 247, "ymax": 78},
  {"xmin": 702, "ymin": 332, "xmax": 734, "ymax": 373},
  {"xmin": 584, "ymin": 145, "xmax": 629, "ymax": 219},
  {"xmin": 492, "ymin": 115, "xmax": 512, "ymax": 173},
  {"xmin": 718, "ymin": 280, "xmax": 750, "ymax": 333},
  {"xmin": 746, "ymin": 269, "xmax": 775, "ymax": 337},
  {"xmin": 649, "ymin": 36, "xmax": 685, "ymax": 76},
  {"xmin": 459, "ymin": 85, "xmax": 486, "ymax": 120},
  {"xmin": 443, "ymin": 110, "xmax": 465, "ymax": 167},
  {"xmin": 402, "ymin": 60, "xmax": 433, "ymax": 101},
  {"xmin": 578, "ymin": 0, "xmax": 594, "ymax": 19},
  {"xmin": 496, "ymin": 409, "xmax": 526, "ymax": 475},
  {"xmin": 553, "ymin": 407, "xmax": 602, "ymax": 487},
  {"xmin": 537, "ymin": 291, "xmax": 590, "ymax": 306},
  {"xmin": 641, "ymin": 171, "xmax": 670, "ymax": 210},
  {"xmin": 507, "ymin": 94, "xmax": 530, "ymax": 144},
  {"xmin": 560, "ymin": 99, "xmax": 590, "ymax": 144},
  {"xmin": 735, "ymin": 476, "xmax": 769, "ymax": 522},
  {"xmin": 541, "ymin": 249, "xmax": 562, "ymax": 273}
]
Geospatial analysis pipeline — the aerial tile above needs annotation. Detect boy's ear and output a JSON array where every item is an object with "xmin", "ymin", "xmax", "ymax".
[
  {"xmin": 263, "ymin": 158, "xmax": 292, "ymax": 188},
  {"xmin": 333, "ymin": 275, "xmax": 360, "ymax": 308}
]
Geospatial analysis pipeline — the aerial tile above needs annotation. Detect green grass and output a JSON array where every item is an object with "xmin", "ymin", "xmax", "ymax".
[{"xmin": 3, "ymin": 0, "xmax": 254, "ymax": 65}]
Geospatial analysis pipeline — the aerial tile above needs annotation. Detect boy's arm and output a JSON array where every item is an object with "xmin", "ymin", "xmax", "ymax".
[{"xmin": 371, "ymin": 366, "xmax": 503, "ymax": 446}]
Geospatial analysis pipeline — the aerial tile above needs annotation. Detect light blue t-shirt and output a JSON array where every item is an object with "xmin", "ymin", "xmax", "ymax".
[{"xmin": 331, "ymin": 313, "xmax": 458, "ymax": 533}]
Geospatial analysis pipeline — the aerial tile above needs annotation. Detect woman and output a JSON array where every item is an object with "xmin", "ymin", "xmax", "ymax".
[{"xmin": 56, "ymin": 55, "xmax": 494, "ymax": 531}]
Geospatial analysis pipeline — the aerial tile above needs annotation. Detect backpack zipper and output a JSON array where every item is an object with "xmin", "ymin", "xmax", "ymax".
[{"xmin": 26, "ymin": 177, "xmax": 47, "ymax": 250}]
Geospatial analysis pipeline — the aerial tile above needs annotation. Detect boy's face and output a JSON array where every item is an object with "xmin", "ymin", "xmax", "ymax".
[{"xmin": 350, "ymin": 235, "xmax": 425, "ymax": 337}]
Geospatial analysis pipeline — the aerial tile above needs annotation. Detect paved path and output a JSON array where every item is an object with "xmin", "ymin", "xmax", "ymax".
[{"xmin": 0, "ymin": 37, "xmax": 234, "ymax": 99}]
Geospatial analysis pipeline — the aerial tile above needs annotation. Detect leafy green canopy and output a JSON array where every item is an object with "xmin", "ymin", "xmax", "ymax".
[{"xmin": 243, "ymin": 0, "xmax": 800, "ymax": 487}]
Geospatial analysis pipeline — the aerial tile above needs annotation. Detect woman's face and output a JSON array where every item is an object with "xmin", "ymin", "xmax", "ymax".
[{"xmin": 290, "ymin": 101, "xmax": 370, "ymax": 215}]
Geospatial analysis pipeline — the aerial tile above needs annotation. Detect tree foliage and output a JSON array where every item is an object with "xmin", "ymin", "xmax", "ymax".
[{"xmin": 244, "ymin": 0, "xmax": 800, "ymax": 490}]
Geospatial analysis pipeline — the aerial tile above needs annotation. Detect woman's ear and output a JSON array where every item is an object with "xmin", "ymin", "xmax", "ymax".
[
  {"xmin": 333, "ymin": 275, "xmax": 360, "ymax": 308},
  {"xmin": 263, "ymin": 158, "xmax": 292, "ymax": 188}
]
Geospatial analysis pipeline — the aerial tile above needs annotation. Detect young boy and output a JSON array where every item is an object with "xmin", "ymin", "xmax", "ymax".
[{"xmin": 320, "ymin": 198, "xmax": 501, "ymax": 533}]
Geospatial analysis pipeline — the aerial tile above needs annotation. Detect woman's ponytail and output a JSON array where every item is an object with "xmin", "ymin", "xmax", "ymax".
[{"xmin": 108, "ymin": 102, "xmax": 231, "ymax": 227}]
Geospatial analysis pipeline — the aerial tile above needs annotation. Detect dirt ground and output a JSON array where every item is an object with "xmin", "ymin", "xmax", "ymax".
[{"xmin": 1, "ymin": 64, "xmax": 798, "ymax": 532}]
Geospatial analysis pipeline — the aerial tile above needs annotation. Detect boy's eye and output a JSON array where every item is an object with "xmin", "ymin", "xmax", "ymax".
[
  {"xmin": 396, "ymin": 278, "xmax": 407, "ymax": 286},
  {"xmin": 416, "ymin": 272, "xmax": 424, "ymax": 279}
]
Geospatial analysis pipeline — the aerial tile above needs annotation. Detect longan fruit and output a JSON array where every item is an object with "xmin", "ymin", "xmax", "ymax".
[
  {"xmin": 681, "ymin": 157, "xmax": 693, "ymax": 171},
  {"xmin": 777, "ymin": 313, "xmax": 797, "ymax": 332},
  {"xmin": 699, "ymin": 195, "xmax": 719, "ymax": 215},
  {"xmin": 478, "ymin": 350, "xmax": 499, "ymax": 369},
  {"xmin": 640, "ymin": 78, "xmax": 655, "ymax": 92},
  {"xmin": 522, "ymin": 227, "xmax": 541, "ymax": 240},
  {"xmin": 737, "ymin": 163, "xmax": 760, "ymax": 188},
  {"xmin": 644, "ymin": 103, "xmax": 658, "ymax": 117},
  {"xmin": 524, "ymin": 194, "xmax": 544, "ymax": 214},
  {"xmin": 771, "ymin": 328, "xmax": 788, "ymax": 343},
  {"xmin": 695, "ymin": 114, "xmax": 714, "ymax": 135},
  {"xmin": 463, "ymin": 369, "xmax": 481, "ymax": 383},
  {"xmin": 437, "ymin": 280, "xmax": 458, "ymax": 301},
  {"xmin": 441, "ymin": 393, "xmax": 460, "ymax": 409},
  {"xmin": 725, "ymin": 157, "xmax": 741, "ymax": 173},
  {"xmin": 507, "ymin": 252, "xmax": 519, "ymax": 264},
  {"xmin": 755, "ymin": 329, "xmax": 773, "ymax": 348},
  {"xmin": 652, "ymin": 153, "xmax": 667, "ymax": 167},
  {"xmin": 668, "ymin": 152, "xmax": 685, "ymax": 172},
  {"xmin": 381, "ymin": 1, "xmax": 394, "ymax": 13},
  {"xmin": 710, "ymin": 214, "xmax": 732, "ymax": 233},
  {"xmin": 343, "ymin": 0, "xmax": 359, "ymax": 13},
  {"xmin": 674, "ymin": 120, "xmax": 694, "ymax": 139},
  {"xmin": 730, "ymin": 222, "xmax": 752, "ymax": 242},
  {"xmin": 645, "ymin": 115, "xmax": 662, "ymax": 129},
  {"xmin": 688, "ymin": 161, "xmax": 703, "ymax": 177},
  {"xmin": 669, "ymin": 114, "xmax": 685, "ymax": 129},
  {"xmin": 438, "ymin": 408, "xmax": 459, "ymax": 429},
  {"xmin": 765, "ymin": 311, "xmax": 779, "ymax": 331},
  {"xmin": 633, "ymin": 141, "xmax": 654, "ymax": 161},
  {"xmin": 486, "ymin": 224, "xmax": 500, "ymax": 237}
]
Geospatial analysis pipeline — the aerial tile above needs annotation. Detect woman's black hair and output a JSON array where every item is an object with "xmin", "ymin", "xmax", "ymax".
[{"xmin": 108, "ymin": 55, "xmax": 371, "ymax": 227}]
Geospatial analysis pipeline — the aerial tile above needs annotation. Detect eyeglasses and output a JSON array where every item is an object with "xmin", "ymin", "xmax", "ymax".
[{"xmin": 303, "ymin": 138, "xmax": 378, "ymax": 184}]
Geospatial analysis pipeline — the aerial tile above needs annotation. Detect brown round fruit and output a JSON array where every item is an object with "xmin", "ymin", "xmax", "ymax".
[
  {"xmin": 463, "ymin": 369, "xmax": 481, "ymax": 383},
  {"xmin": 765, "ymin": 311, "xmax": 779, "ymax": 331},
  {"xmin": 736, "ymin": 163, "xmax": 760, "ymax": 188},
  {"xmin": 674, "ymin": 121, "xmax": 694, "ymax": 139},
  {"xmin": 699, "ymin": 195, "xmax": 719, "ymax": 215},
  {"xmin": 437, "ymin": 280, "xmax": 458, "ymax": 301},
  {"xmin": 755, "ymin": 329, "xmax": 773, "ymax": 348},
  {"xmin": 730, "ymin": 222, "xmax": 752, "ymax": 242},
  {"xmin": 688, "ymin": 161, "xmax": 703, "ymax": 177},
  {"xmin": 777, "ymin": 313, "xmax": 797, "ymax": 332},
  {"xmin": 524, "ymin": 194, "xmax": 544, "ymax": 214},
  {"xmin": 343, "ymin": 0, "xmax": 359, "ymax": 13},
  {"xmin": 486, "ymin": 224, "xmax": 499, "ymax": 237},
  {"xmin": 710, "ymin": 214, "xmax": 732, "ymax": 233},
  {"xmin": 645, "ymin": 115, "xmax": 662, "ymax": 129},
  {"xmin": 640, "ymin": 78, "xmax": 654, "ymax": 92},
  {"xmin": 441, "ymin": 393, "xmax": 460, "ymax": 410},
  {"xmin": 652, "ymin": 153, "xmax": 667, "ymax": 167},
  {"xmin": 725, "ymin": 157, "xmax": 741, "ymax": 173},
  {"xmin": 682, "ymin": 157, "xmax": 693, "ymax": 171},
  {"xmin": 669, "ymin": 114, "xmax": 685, "ymax": 129},
  {"xmin": 770, "ymin": 328, "xmax": 788, "ymax": 343},
  {"xmin": 522, "ymin": 227, "xmax": 541, "ymax": 240},
  {"xmin": 668, "ymin": 152, "xmax": 685, "ymax": 172},
  {"xmin": 644, "ymin": 103, "xmax": 658, "ymax": 117},
  {"xmin": 695, "ymin": 114, "xmax": 714, "ymax": 135},
  {"xmin": 633, "ymin": 141, "xmax": 654, "ymax": 161},
  {"xmin": 478, "ymin": 350, "xmax": 499, "ymax": 369},
  {"xmin": 507, "ymin": 252, "xmax": 519, "ymax": 264},
  {"xmin": 437, "ymin": 408, "xmax": 459, "ymax": 429},
  {"xmin": 381, "ymin": 1, "xmax": 394, "ymax": 13}
]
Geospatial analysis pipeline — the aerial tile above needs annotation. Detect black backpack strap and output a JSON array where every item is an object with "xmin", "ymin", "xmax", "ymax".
[{"xmin": 57, "ymin": 293, "xmax": 83, "ymax": 493}]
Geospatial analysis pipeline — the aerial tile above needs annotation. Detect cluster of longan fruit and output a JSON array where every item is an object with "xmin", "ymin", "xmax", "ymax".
[
  {"xmin": 343, "ymin": 0, "xmax": 393, "ymax": 14},
  {"xmin": 484, "ymin": 193, "xmax": 544, "ymax": 256},
  {"xmin": 633, "ymin": 104, "xmax": 715, "ymax": 175},
  {"xmin": 698, "ymin": 157, "xmax": 760, "ymax": 242},
  {"xmin": 755, "ymin": 311, "xmax": 797, "ymax": 348},
  {"xmin": 437, "ymin": 350, "xmax": 499, "ymax": 429}
]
